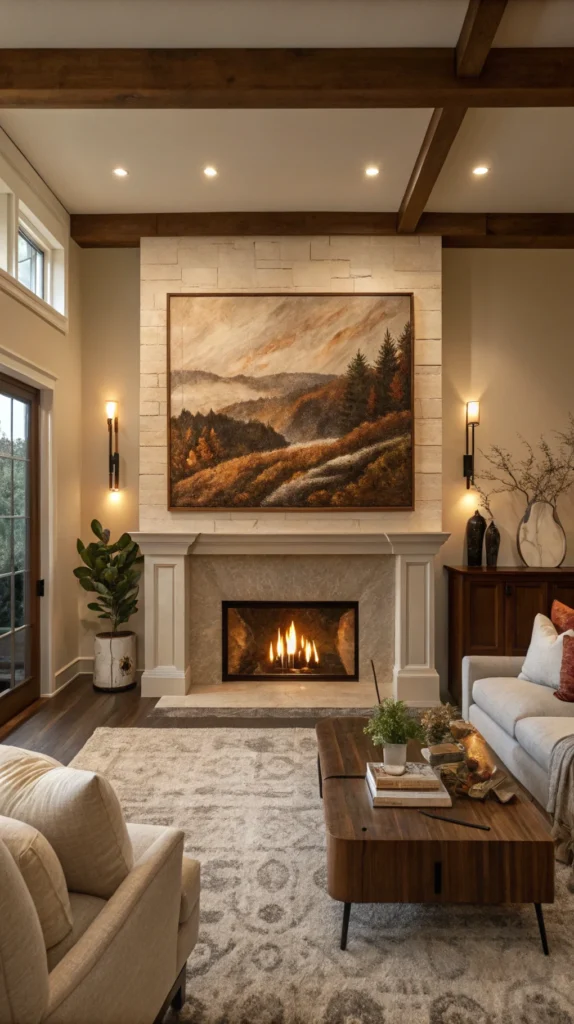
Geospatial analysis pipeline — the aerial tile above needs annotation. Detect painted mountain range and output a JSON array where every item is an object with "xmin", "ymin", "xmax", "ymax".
[{"xmin": 168, "ymin": 293, "xmax": 413, "ymax": 509}]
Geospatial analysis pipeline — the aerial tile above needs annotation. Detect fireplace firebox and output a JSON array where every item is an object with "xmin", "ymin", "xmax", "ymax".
[{"xmin": 222, "ymin": 601, "xmax": 359, "ymax": 682}]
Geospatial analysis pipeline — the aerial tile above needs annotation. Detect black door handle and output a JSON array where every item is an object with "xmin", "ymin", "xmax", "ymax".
[{"xmin": 505, "ymin": 584, "xmax": 513, "ymax": 597}]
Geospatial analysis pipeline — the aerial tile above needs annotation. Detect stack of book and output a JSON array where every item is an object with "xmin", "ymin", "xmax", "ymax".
[{"xmin": 366, "ymin": 761, "xmax": 452, "ymax": 807}]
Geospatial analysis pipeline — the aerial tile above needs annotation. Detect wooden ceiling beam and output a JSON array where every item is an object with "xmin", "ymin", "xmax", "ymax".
[
  {"xmin": 1, "ymin": 47, "xmax": 573, "ymax": 108},
  {"xmin": 397, "ymin": 0, "xmax": 508, "ymax": 234},
  {"xmin": 69, "ymin": 211, "xmax": 574, "ymax": 249}
]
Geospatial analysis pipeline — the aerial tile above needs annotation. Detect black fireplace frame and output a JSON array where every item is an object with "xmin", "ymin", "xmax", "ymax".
[{"xmin": 221, "ymin": 600, "xmax": 359, "ymax": 682}]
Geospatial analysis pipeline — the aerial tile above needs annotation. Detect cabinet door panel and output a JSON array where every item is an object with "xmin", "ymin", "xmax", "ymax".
[
  {"xmin": 548, "ymin": 583, "xmax": 574, "ymax": 614},
  {"xmin": 465, "ymin": 580, "xmax": 505, "ymax": 654},
  {"xmin": 505, "ymin": 582, "xmax": 547, "ymax": 655}
]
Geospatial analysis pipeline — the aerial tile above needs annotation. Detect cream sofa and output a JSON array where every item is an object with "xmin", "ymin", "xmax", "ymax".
[
  {"xmin": 0, "ymin": 746, "xmax": 200, "ymax": 1024},
  {"xmin": 462, "ymin": 655, "xmax": 574, "ymax": 807}
]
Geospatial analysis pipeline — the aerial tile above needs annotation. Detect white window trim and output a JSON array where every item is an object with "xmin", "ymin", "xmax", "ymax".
[
  {"xmin": 18, "ymin": 215, "xmax": 50, "ymax": 304},
  {"xmin": 0, "ymin": 266, "xmax": 68, "ymax": 334}
]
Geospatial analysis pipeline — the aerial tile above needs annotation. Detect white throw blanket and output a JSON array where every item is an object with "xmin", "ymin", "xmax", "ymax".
[{"xmin": 547, "ymin": 733, "xmax": 574, "ymax": 892}]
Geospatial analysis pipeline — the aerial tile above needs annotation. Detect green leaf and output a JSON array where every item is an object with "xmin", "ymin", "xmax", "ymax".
[
  {"xmin": 117, "ymin": 533, "xmax": 132, "ymax": 549},
  {"xmin": 91, "ymin": 519, "xmax": 104, "ymax": 540},
  {"xmin": 87, "ymin": 602, "xmax": 104, "ymax": 612},
  {"xmin": 79, "ymin": 578, "xmax": 97, "ymax": 592},
  {"xmin": 80, "ymin": 548, "xmax": 94, "ymax": 569},
  {"xmin": 73, "ymin": 566, "xmax": 92, "ymax": 578},
  {"xmin": 76, "ymin": 538, "xmax": 85, "ymax": 554}
]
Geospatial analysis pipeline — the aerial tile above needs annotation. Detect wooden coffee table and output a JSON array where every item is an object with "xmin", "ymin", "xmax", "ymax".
[{"xmin": 316, "ymin": 717, "xmax": 555, "ymax": 952}]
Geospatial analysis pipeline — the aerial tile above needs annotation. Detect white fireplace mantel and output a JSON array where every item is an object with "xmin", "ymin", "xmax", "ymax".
[{"xmin": 132, "ymin": 531, "xmax": 449, "ymax": 706}]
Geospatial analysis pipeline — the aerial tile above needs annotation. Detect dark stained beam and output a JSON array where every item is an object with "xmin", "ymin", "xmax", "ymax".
[
  {"xmin": 397, "ymin": 107, "xmax": 467, "ymax": 233},
  {"xmin": 69, "ymin": 211, "xmax": 574, "ymax": 249},
  {"xmin": 1, "ymin": 47, "xmax": 573, "ymax": 108},
  {"xmin": 457, "ymin": 0, "xmax": 509, "ymax": 76},
  {"xmin": 397, "ymin": 0, "xmax": 508, "ymax": 234}
]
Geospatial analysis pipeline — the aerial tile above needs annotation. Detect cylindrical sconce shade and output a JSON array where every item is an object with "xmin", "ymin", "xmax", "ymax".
[
  {"xmin": 106, "ymin": 401, "xmax": 118, "ymax": 420},
  {"xmin": 466, "ymin": 401, "xmax": 480, "ymax": 425}
]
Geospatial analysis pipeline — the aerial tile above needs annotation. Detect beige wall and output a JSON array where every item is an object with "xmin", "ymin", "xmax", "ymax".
[
  {"xmin": 437, "ymin": 248, "xmax": 574, "ymax": 692},
  {"xmin": 0, "ymin": 242, "xmax": 82, "ymax": 688},
  {"xmin": 79, "ymin": 248, "xmax": 142, "ymax": 661}
]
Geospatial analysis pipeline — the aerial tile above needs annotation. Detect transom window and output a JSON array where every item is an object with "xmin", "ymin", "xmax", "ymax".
[{"xmin": 17, "ymin": 228, "xmax": 45, "ymax": 300}]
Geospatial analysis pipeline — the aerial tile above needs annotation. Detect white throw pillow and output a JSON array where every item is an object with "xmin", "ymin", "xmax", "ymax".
[
  {"xmin": 0, "ymin": 745, "xmax": 133, "ymax": 899},
  {"xmin": 0, "ymin": 814, "xmax": 73, "ymax": 949},
  {"xmin": 519, "ymin": 613, "xmax": 574, "ymax": 689}
]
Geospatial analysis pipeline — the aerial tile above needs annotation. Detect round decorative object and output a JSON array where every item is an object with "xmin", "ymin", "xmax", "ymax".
[
  {"xmin": 485, "ymin": 520, "xmax": 501, "ymax": 568},
  {"xmin": 93, "ymin": 631, "xmax": 137, "ymax": 691},
  {"xmin": 466, "ymin": 509, "xmax": 486, "ymax": 567},
  {"xmin": 517, "ymin": 500, "xmax": 567, "ymax": 568},
  {"xmin": 383, "ymin": 743, "xmax": 407, "ymax": 774}
]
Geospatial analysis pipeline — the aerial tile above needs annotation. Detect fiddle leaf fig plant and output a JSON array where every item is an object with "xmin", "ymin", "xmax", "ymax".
[{"xmin": 74, "ymin": 520, "xmax": 143, "ymax": 634}]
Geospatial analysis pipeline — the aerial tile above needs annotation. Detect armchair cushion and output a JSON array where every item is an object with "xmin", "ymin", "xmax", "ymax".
[
  {"xmin": 0, "ymin": 745, "xmax": 133, "ymax": 899},
  {"xmin": 0, "ymin": 837, "xmax": 49, "ymax": 1024},
  {"xmin": 0, "ymin": 815, "xmax": 73, "ymax": 950},
  {"xmin": 127, "ymin": 822, "xmax": 200, "ymax": 924}
]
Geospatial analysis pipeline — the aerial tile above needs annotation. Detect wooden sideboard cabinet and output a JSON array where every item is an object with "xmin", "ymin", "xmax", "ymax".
[{"xmin": 446, "ymin": 566, "xmax": 574, "ymax": 708}]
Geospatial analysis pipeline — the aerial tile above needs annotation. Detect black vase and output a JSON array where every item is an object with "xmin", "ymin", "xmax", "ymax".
[
  {"xmin": 466, "ymin": 509, "xmax": 486, "ymax": 567},
  {"xmin": 485, "ymin": 520, "xmax": 501, "ymax": 568}
]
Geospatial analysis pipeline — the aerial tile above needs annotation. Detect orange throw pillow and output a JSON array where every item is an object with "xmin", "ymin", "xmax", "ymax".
[
  {"xmin": 555, "ymin": 633, "xmax": 574, "ymax": 702},
  {"xmin": 551, "ymin": 600, "xmax": 574, "ymax": 633}
]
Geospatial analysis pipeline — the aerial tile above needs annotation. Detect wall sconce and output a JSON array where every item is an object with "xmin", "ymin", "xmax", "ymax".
[
  {"xmin": 463, "ymin": 401, "xmax": 480, "ymax": 488},
  {"xmin": 106, "ymin": 401, "xmax": 119, "ymax": 491}
]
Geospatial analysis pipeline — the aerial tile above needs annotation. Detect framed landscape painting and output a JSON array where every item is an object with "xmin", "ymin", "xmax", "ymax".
[{"xmin": 168, "ymin": 292, "xmax": 414, "ymax": 511}]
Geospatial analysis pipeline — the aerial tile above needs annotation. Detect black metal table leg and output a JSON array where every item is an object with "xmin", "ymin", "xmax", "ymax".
[
  {"xmin": 534, "ymin": 903, "xmax": 549, "ymax": 955},
  {"xmin": 340, "ymin": 902, "xmax": 351, "ymax": 950},
  {"xmin": 317, "ymin": 753, "xmax": 323, "ymax": 799}
]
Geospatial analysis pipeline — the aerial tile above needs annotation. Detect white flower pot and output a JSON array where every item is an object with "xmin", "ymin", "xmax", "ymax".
[
  {"xmin": 94, "ymin": 631, "xmax": 137, "ymax": 692},
  {"xmin": 383, "ymin": 743, "xmax": 407, "ymax": 774}
]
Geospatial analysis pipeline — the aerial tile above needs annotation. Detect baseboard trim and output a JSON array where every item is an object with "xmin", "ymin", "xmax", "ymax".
[{"xmin": 51, "ymin": 657, "xmax": 142, "ymax": 697}]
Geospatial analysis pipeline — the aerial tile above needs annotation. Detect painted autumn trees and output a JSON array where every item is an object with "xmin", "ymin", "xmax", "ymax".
[{"xmin": 341, "ymin": 323, "xmax": 411, "ymax": 432}]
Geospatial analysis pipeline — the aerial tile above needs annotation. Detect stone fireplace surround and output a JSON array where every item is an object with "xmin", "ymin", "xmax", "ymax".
[
  {"xmin": 137, "ymin": 233, "xmax": 445, "ymax": 707},
  {"xmin": 133, "ymin": 531, "xmax": 448, "ymax": 706}
]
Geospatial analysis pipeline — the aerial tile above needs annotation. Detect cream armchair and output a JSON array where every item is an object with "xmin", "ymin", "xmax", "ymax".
[{"xmin": 0, "ymin": 747, "xmax": 199, "ymax": 1024}]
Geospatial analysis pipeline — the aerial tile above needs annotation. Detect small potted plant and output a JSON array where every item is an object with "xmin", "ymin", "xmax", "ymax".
[
  {"xmin": 74, "ymin": 521, "xmax": 142, "ymax": 692},
  {"xmin": 364, "ymin": 698, "xmax": 425, "ymax": 771}
]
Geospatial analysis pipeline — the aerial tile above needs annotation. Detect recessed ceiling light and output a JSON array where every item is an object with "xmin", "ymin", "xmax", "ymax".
[
  {"xmin": 472, "ymin": 165, "xmax": 489, "ymax": 176},
  {"xmin": 203, "ymin": 166, "xmax": 218, "ymax": 178},
  {"xmin": 365, "ymin": 166, "xmax": 380, "ymax": 178},
  {"xmin": 113, "ymin": 167, "xmax": 128, "ymax": 178}
]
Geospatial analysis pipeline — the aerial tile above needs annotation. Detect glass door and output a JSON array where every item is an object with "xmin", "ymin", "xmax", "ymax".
[{"xmin": 0, "ymin": 373, "xmax": 40, "ymax": 726}]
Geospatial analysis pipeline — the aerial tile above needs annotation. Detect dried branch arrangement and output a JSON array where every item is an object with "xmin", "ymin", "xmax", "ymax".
[{"xmin": 475, "ymin": 414, "xmax": 574, "ymax": 509}]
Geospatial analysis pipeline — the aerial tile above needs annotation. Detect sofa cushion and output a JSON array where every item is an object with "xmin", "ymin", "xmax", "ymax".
[
  {"xmin": 46, "ymin": 893, "xmax": 106, "ymax": 972},
  {"xmin": 0, "ymin": 815, "xmax": 73, "ymax": 950},
  {"xmin": 555, "ymin": 633, "xmax": 574, "ymax": 703},
  {"xmin": 519, "ymin": 613, "xmax": 574, "ymax": 689},
  {"xmin": 0, "ymin": 745, "xmax": 133, "ymax": 899},
  {"xmin": 514, "ymin": 717, "xmax": 574, "ymax": 773},
  {"xmin": 551, "ymin": 599, "xmax": 574, "ymax": 633},
  {"xmin": 472, "ymin": 675, "xmax": 574, "ymax": 737}
]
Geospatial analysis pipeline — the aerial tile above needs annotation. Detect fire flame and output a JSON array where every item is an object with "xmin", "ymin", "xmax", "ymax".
[{"xmin": 268, "ymin": 621, "xmax": 320, "ymax": 668}]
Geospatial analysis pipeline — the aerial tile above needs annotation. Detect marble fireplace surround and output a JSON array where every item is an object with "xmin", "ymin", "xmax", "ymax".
[{"xmin": 132, "ymin": 531, "xmax": 448, "ymax": 707}]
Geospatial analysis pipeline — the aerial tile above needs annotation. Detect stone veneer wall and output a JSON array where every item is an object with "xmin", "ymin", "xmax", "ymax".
[{"xmin": 139, "ymin": 235, "xmax": 442, "ymax": 533}]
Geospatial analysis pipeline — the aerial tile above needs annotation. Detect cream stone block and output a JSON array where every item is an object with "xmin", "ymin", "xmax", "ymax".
[
  {"xmin": 414, "ymin": 398, "xmax": 442, "ymax": 419},
  {"xmin": 140, "ymin": 475, "xmax": 167, "ymax": 504},
  {"xmin": 310, "ymin": 238, "xmax": 332, "ymax": 260},
  {"xmin": 140, "ymin": 345, "xmax": 167, "ymax": 375},
  {"xmin": 291, "ymin": 261, "xmax": 329, "ymax": 287},
  {"xmin": 415, "ymin": 445, "xmax": 442, "ymax": 473},
  {"xmin": 331, "ymin": 279, "xmax": 354, "ymax": 293},
  {"xmin": 140, "ymin": 282, "xmax": 158, "ymax": 311},
  {"xmin": 353, "ymin": 276, "xmax": 396, "ymax": 293},
  {"xmin": 178, "ymin": 245, "xmax": 220, "ymax": 269},
  {"xmin": 328, "ymin": 260, "xmax": 351, "ymax": 279},
  {"xmin": 140, "ymin": 387, "xmax": 165, "ymax": 404},
  {"xmin": 254, "ymin": 268, "xmax": 294, "ymax": 287},
  {"xmin": 158, "ymin": 373, "xmax": 167, "ymax": 388},
  {"xmin": 416, "ymin": 310, "xmax": 442, "ymax": 339},
  {"xmin": 140, "ymin": 241, "xmax": 179, "ymax": 265},
  {"xmin": 218, "ymin": 245, "xmax": 255, "ymax": 268},
  {"xmin": 414, "ymin": 367, "xmax": 441, "ymax": 398},
  {"xmin": 141, "ymin": 326, "xmax": 163, "ymax": 346},
  {"xmin": 140, "ymin": 429, "xmax": 168, "ymax": 447},
  {"xmin": 217, "ymin": 266, "xmax": 258, "ymax": 289},
  {"xmin": 394, "ymin": 238, "xmax": 441, "ymax": 272},
  {"xmin": 415, "ymin": 473, "xmax": 442, "ymax": 500},
  {"xmin": 140, "ymin": 373, "xmax": 159, "ymax": 388},
  {"xmin": 349, "ymin": 267, "xmax": 372, "ymax": 279},
  {"xmin": 416, "ymin": 419, "xmax": 442, "ymax": 445},
  {"xmin": 154, "ymin": 282, "xmax": 185, "ymax": 310},
  {"xmin": 140, "ymin": 400, "xmax": 160, "ymax": 415},
  {"xmin": 141, "ymin": 264, "xmax": 182, "ymax": 281},
  {"xmin": 415, "ymin": 340, "xmax": 441, "ymax": 365},
  {"xmin": 181, "ymin": 267, "xmax": 218, "ymax": 286},
  {"xmin": 141, "ymin": 310, "xmax": 166, "ymax": 328},
  {"xmin": 279, "ymin": 238, "xmax": 311, "ymax": 260},
  {"xmin": 414, "ymin": 289, "xmax": 442, "ymax": 311},
  {"xmin": 393, "ymin": 272, "xmax": 441, "ymax": 290},
  {"xmin": 140, "ymin": 447, "xmax": 167, "ymax": 474},
  {"xmin": 255, "ymin": 241, "xmax": 281, "ymax": 260}
]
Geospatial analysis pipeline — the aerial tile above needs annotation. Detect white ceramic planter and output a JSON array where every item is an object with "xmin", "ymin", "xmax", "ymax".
[
  {"xmin": 383, "ymin": 743, "xmax": 407, "ymax": 771},
  {"xmin": 94, "ymin": 631, "xmax": 137, "ymax": 691}
]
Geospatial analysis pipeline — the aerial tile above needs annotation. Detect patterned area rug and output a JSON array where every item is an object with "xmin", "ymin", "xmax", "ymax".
[{"xmin": 71, "ymin": 728, "xmax": 574, "ymax": 1024}]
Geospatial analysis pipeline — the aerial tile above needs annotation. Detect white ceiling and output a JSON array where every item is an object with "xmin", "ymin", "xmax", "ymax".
[
  {"xmin": 428, "ymin": 108, "xmax": 574, "ymax": 213},
  {"xmin": 0, "ymin": 0, "xmax": 573, "ymax": 48},
  {"xmin": 0, "ymin": 109, "xmax": 433, "ymax": 213}
]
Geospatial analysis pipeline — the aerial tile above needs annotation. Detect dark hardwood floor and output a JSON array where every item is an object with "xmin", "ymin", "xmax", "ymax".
[{"xmin": 0, "ymin": 677, "xmax": 155, "ymax": 763}]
